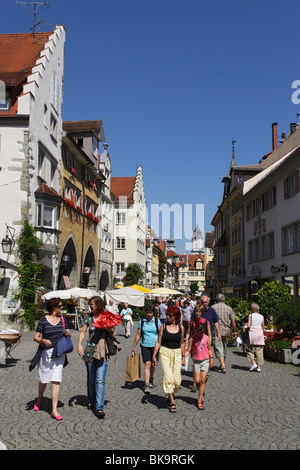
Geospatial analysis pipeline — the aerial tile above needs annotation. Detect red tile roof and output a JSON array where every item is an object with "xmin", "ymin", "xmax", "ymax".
[
  {"xmin": 0, "ymin": 31, "xmax": 52, "ymax": 116},
  {"xmin": 63, "ymin": 120, "xmax": 103, "ymax": 133},
  {"xmin": 111, "ymin": 177, "xmax": 136, "ymax": 203}
]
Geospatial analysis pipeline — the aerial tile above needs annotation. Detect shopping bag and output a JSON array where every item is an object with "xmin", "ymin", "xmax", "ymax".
[
  {"xmin": 181, "ymin": 355, "xmax": 189, "ymax": 371},
  {"xmin": 125, "ymin": 353, "xmax": 141, "ymax": 382}
]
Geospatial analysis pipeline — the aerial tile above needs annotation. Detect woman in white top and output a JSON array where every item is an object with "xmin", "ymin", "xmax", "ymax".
[{"xmin": 246, "ymin": 303, "xmax": 265, "ymax": 372}]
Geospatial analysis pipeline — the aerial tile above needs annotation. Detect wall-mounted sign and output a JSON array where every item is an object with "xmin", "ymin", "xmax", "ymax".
[
  {"xmin": 251, "ymin": 265, "xmax": 261, "ymax": 277},
  {"xmin": 271, "ymin": 264, "xmax": 288, "ymax": 274}
]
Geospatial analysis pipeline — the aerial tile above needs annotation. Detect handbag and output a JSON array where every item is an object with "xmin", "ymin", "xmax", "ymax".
[
  {"xmin": 125, "ymin": 353, "xmax": 140, "ymax": 382},
  {"xmin": 57, "ymin": 316, "xmax": 73, "ymax": 356}
]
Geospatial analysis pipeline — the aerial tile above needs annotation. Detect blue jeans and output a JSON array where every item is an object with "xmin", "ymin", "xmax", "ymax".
[{"xmin": 85, "ymin": 359, "xmax": 108, "ymax": 411}]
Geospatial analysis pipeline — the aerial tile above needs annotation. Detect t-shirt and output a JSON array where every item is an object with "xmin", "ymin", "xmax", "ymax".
[
  {"xmin": 36, "ymin": 316, "xmax": 68, "ymax": 346},
  {"xmin": 192, "ymin": 333, "xmax": 209, "ymax": 361},
  {"xmin": 138, "ymin": 317, "xmax": 161, "ymax": 347},
  {"xmin": 203, "ymin": 307, "xmax": 219, "ymax": 337},
  {"xmin": 182, "ymin": 306, "xmax": 193, "ymax": 322}
]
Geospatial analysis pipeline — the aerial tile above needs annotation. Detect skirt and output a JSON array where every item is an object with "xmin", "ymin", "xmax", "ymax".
[{"xmin": 38, "ymin": 348, "xmax": 65, "ymax": 383}]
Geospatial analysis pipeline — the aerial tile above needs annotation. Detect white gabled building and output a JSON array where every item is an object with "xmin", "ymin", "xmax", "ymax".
[
  {"xmin": 0, "ymin": 26, "xmax": 66, "ymax": 326},
  {"xmin": 111, "ymin": 166, "xmax": 146, "ymax": 284},
  {"xmin": 242, "ymin": 123, "xmax": 300, "ymax": 297}
]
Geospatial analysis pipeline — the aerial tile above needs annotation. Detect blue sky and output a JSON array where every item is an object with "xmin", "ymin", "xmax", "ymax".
[{"xmin": 2, "ymin": 0, "xmax": 300, "ymax": 254}]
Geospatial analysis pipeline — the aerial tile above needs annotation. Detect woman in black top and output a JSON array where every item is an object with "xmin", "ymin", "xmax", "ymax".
[
  {"xmin": 152, "ymin": 306, "xmax": 185, "ymax": 413},
  {"xmin": 33, "ymin": 297, "xmax": 71, "ymax": 420}
]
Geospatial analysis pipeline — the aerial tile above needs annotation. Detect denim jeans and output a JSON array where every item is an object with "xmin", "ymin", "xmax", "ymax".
[{"xmin": 85, "ymin": 359, "xmax": 108, "ymax": 411}]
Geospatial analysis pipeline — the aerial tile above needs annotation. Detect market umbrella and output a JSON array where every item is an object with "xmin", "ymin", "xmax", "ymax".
[
  {"xmin": 105, "ymin": 286, "xmax": 145, "ymax": 307},
  {"xmin": 67, "ymin": 287, "xmax": 101, "ymax": 299},
  {"xmin": 42, "ymin": 289, "xmax": 73, "ymax": 300},
  {"xmin": 130, "ymin": 284, "xmax": 152, "ymax": 293},
  {"xmin": 149, "ymin": 287, "xmax": 183, "ymax": 296}
]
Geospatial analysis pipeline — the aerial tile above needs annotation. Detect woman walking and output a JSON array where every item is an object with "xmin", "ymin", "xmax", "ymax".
[
  {"xmin": 152, "ymin": 306, "xmax": 185, "ymax": 413},
  {"xmin": 78, "ymin": 297, "xmax": 110, "ymax": 419},
  {"xmin": 246, "ymin": 303, "xmax": 265, "ymax": 372},
  {"xmin": 31, "ymin": 297, "xmax": 71, "ymax": 420},
  {"xmin": 184, "ymin": 322, "xmax": 213, "ymax": 410}
]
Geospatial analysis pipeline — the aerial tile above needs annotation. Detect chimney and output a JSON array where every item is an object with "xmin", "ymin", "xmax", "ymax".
[
  {"xmin": 272, "ymin": 123, "xmax": 278, "ymax": 150},
  {"xmin": 290, "ymin": 123, "xmax": 298, "ymax": 134}
]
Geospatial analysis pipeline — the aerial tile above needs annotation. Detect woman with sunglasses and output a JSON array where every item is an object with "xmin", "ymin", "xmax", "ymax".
[
  {"xmin": 31, "ymin": 297, "xmax": 71, "ymax": 420},
  {"xmin": 152, "ymin": 305, "xmax": 185, "ymax": 413}
]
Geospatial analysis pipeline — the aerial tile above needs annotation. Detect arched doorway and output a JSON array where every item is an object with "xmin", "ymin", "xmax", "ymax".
[
  {"xmin": 82, "ymin": 245, "xmax": 96, "ymax": 288},
  {"xmin": 99, "ymin": 267, "xmax": 109, "ymax": 291},
  {"xmin": 57, "ymin": 237, "xmax": 78, "ymax": 289}
]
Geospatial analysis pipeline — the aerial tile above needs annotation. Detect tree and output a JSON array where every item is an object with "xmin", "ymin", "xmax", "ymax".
[
  {"xmin": 190, "ymin": 282, "xmax": 198, "ymax": 295},
  {"xmin": 257, "ymin": 280, "xmax": 291, "ymax": 319},
  {"xmin": 15, "ymin": 218, "xmax": 44, "ymax": 329},
  {"xmin": 123, "ymin": 263, "xmax": 144, "ymax": 286}
]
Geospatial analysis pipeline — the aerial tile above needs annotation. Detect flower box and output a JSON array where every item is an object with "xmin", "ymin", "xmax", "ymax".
[
  {"xmin": 65, "ymin": 198, "xmax": 75, "ymax": 209},
  {"xmin": 264, "ymin": 347, "xmax": 292, "ymax": 363}
]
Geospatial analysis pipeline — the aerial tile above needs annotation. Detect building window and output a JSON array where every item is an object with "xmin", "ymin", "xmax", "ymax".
[
  {"xmin": 116, "ymin": 212, "xmax": 126, "ymax": 224},
  {"xmin": 50, "ymin": 114, "xmax": 57, "ymax": 141},
  {"xmin": 284, "ymin": 171, "xmax": 299, "ymax": 199},
  {"xmin": 50, "ymin": 70, "xmax": 59, "ymax": 112},
  {"xmin": 282, "ymin": 223, "xmax": 300, "ymax": 254},
  {"xmin": 116, "ymin": 263, "xmax": 125, "ymax": 273},
  {"xmin": 116, "ymin": 237, "xmax": 126, "ymax": 249},
  {"xmin": 37, "ymin": 204, "xmax": 55, "ymax": 228}
]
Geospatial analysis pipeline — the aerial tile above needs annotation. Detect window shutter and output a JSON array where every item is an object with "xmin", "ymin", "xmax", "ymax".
[
  {"xmin": 283, "ymin": 178, "xmax": 288, "ymax": 199},
  {"xmin": 295, "ymin": 169, "xmax": 299, "ymax": 193}
]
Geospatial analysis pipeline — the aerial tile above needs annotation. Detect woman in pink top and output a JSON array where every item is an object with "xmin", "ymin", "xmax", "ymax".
[{"xmin": 183, "ymin": 322, "xmax": 213, "ymax": 410}]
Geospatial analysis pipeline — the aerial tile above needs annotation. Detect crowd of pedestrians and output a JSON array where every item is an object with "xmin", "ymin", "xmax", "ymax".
[{"xmin": 27, "ymin": 292, "xmax": 265, "ymax": 422}]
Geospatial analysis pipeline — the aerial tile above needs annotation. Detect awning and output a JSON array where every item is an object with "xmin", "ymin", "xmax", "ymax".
[
  {"xmin": 231, "ymin": 277, "xmax": 255, "ymax": 287},
  {"xmin": 0, "ymin": 258, "xmax": 19, "ymax": 272}
]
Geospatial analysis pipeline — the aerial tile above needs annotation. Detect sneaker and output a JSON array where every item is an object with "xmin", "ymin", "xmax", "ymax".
[
  {"xmin": 249, "ymin": 363, "xmax": 257, "ymax": 371},
  {"xmin": 256, "ymin": 367, "xmax": 261, "ymax": 372},
  {"xmin": 144, "ymin": 383, "xmax": 150, "ymax": 394},
  {"xmin": 149, "ymin": 378, "xmax": 154, "ymax": 388}
]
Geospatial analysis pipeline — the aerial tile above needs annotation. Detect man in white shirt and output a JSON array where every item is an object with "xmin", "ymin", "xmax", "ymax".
[{"xmin": 105, "ymin": 299, "xmax": 119, "ymax": 315}]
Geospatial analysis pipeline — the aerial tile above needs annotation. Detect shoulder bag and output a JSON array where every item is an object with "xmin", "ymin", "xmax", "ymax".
[{"xmin": 57, "ymin": 316, "xmax": 73, "ymax": 356}]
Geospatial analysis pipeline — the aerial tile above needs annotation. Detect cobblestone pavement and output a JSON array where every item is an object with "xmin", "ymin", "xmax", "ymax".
[{"xmin": 0, "ymin": 321, "xmax": 299, "ymax": 452}]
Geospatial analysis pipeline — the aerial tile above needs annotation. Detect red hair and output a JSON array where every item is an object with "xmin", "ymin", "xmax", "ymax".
[{"xmin": 167, "ymin": 306, "xmax": 181, "ymax": 319}]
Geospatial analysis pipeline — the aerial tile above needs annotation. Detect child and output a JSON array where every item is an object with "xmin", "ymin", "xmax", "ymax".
[{"xmin": 184, "ymin": 321, "xmax": 213, "ymax": 410}]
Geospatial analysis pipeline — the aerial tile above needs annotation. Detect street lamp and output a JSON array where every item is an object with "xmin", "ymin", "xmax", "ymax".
[{"xmin": 1, "ymin": 225, "xmax": 15, "ymax": 254}]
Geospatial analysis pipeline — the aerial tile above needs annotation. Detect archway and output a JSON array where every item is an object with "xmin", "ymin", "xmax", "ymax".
[
  {"xmin": 57, "ymin": 237, "xmax": 78, "ymax": 289},
  {"xmin": 82, "ymin": 245, "xmax": 96, "ymax": 288},
  {"xmin": 99, "ymin": 267, "xmax": 109, "ymax": 291}
]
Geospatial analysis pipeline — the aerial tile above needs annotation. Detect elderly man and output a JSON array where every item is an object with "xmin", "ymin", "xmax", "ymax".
[
  {"xmin": 105, "ymin": 299, "xmax": 119, "ymax": 315},
  {"xmin": 211, "ymin": 293, "xmax": 236, "ymax": 373}
]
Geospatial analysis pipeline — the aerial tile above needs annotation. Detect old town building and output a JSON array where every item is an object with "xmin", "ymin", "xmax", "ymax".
[
  {"xmin": 0, "ymin": 26, "xmax": 66, "ymax": 327},
  {"xmin": 58, "ymin": 120, "xmax": 106, "ymax": 290}
]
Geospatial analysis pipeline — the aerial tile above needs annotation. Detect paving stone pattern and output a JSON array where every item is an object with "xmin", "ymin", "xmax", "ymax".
[{"xmin": 0, "ymin": 322, "xmax": 299, "ymax": 451}]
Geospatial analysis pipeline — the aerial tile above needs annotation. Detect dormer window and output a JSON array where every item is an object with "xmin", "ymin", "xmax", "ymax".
[{"xmin": 0, "ymin": 90, "xmax": 10, "ymax": 110}]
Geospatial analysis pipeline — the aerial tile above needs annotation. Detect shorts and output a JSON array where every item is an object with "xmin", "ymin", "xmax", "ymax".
[
  {"xmin": 213, "ymin": 335, "xmax": 229, "ymax": 358},
  {"xmin": 141, "ymin": 345, "xmax": 158, "ymax": 363},
  {"xmin": 193, "ymin": 358, "xmax": 210, "ymax": 373}
]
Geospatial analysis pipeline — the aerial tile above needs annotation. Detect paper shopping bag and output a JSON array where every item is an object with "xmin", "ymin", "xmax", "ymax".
[{"xmin": 125, "ymin": 353, "xmax": 141, "ymax": 382}]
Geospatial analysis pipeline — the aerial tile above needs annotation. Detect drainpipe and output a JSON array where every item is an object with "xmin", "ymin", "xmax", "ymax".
[{"xmin": 80, "ymin": 163, "xmax": 90, "ymax": 287}]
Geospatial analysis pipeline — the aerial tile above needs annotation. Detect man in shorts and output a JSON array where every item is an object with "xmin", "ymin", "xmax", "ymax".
[
  {"xmin": 131, "ymin": 305, "xmax": 161, "ymax": 393},
  {"xmin": 211, "ymin": 293, "xmax": 237, "ymax": 373}
]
